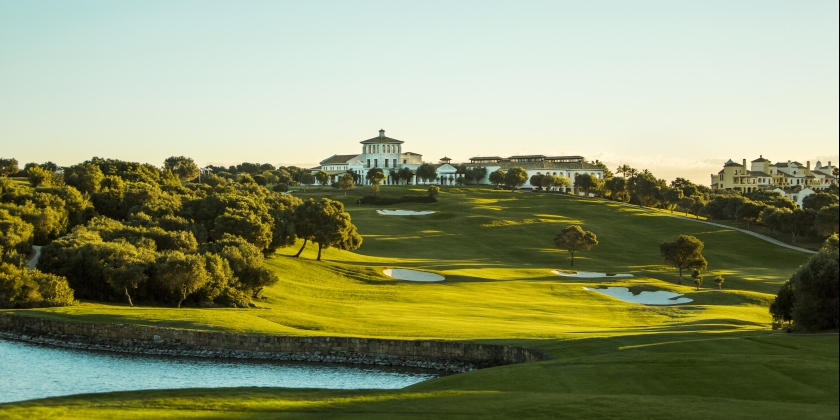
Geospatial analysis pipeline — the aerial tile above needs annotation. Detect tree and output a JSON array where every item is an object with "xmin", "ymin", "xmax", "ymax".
[
  {"xmin": 0, "ymin": 210, "xmax": 34, "ymax": 266},
  {"xmin": 296, "ymin": 198, "xmax": 363, "ymax": 261},
  {"xmin": 770, "ymin": 281, "xmax": 795, "ymax": 325},
  {"xmin": 529, "ymin": 174, "xmax": 544, "ymax": 189},
  {"xmin": 589, "ymin": 160, "xmax": 613, "ymax": 179},
  {"xmin": 156, "ymin": 251, "xmax": 210, "ymax": 308},
  {"xmin": 416, "ymin": 164, "xmax": 437, "ymax": 184},
  {"xmin": 211, "ymin": 208, "xmax": 273, "ymax": 251},
  {"xmin": 398, "ymin": 167, "xmax": 414, "ymax": 185},
  {"xmin": 488, "ymin": 169, "xmax": 506, "ymax": 187},
  {"xmin": 802, "ymin": 192, "xmax": 839, "ymax": 211},
  {"xmin": 0, "ymin": 263, "xmax": 74, "ymax": 309},
  {"xmin": 659, "ymin": 235, "xmax": 708, "ymax": 283},
  {"xmin": 574, "ymin": 173, "xmax": 603, "ymax": 195},
  {"xmin": 339, "ymin": 173, "xmax": 355, "ymax": 196},
  {"xmin": 615, "ymin": 164, "xmax": 634, "ymax": 178},
  {"xmin": 735, "ymin": 202, "xmax": 764, "ymax": 229},
  {"xmin": 0, "ymin": 158, "xmax": 19, "ymax": 177},
  {"xmin": 605, "ymin": 177, "xmax": 627, "ymax": 201},
  {"xmin": 467, "ymin": 167, "xmax": 488, "ymax": 185},
  {"xmin": 787, "ymin": 238, "xmax": 839, "ymax": 330},
  {"xmin": 389, "ymin": 169, "xmax": 400, "ymax": 185},
  {"xmin": 102, "ymin": 241, "xmax": 154, "ymax": 307},
  {"xmin": 504, "ymin": 167, "xmax": 529, "ymax": 190},
  {"xmin": 554, "ymin": 176, "xmax": 571, "ymax": 192},
  {"xmin": 315, "ymin": 170, "xmax": 330, "ymax": 186},
  {"xmin": 629, "ymin": 171, "xmax": 665, "ymax": 207},
  {"xmin": 691, "ymin": 269, "xmax": 703, "ymax": 291},
  {"xmin": 759, "ymin": 207, "xmax": 787, "ymax": 234},
  {"xmin": 163, "ymin": 156, "xmax": 200, "ymax": 183},
  {"xmin": 553, "ymin": 225, "xmax": 598, "ymax": 266},
  {"xmin": 677, "ymin": 196, "xmax": 696, "ymax": 216},
  {"xmin": 689, "ymin": 200, "xmax": 706, "ymax": 219},
  {"xmin": 663, "ymin": 188, "xmax": 684, "ymax": 213},
  {"xmin": 63, "ymin": 162, "xmax": 104, "ymax": 194},
  {"xmin": 366, "ymin": 168, "xmax": 386, "ymax": 196},
  {"xmin": 815, "ymin": 205, "xmax": 839, "ymax": 236},
  {"xmin": 299, "ymin": 172, "xmax": 315, "ymax": 190},
  {"xmin": 540, "ymin": 174, "xmax": 555, "ymax": 190},
  {"xmin": 713, "ymin": 275, "xmax": 725, "ymax": 291},
  {"xmin": 781, "ymin": 209, "xmax": 816, "ymax": 243},
  {"xmin": 27, "ymin": 165, "xmax": 60, "ymax": 187}
]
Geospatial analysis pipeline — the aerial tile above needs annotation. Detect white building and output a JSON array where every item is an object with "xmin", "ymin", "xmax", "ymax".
[{"xmin": 313, "ymin": 129, "xmax": 603, "ymax": 189}]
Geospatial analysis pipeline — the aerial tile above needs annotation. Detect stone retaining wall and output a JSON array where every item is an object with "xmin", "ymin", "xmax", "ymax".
[{"xmin": 0, "ymin": 313, "xmax": 553, "ymax": 372}]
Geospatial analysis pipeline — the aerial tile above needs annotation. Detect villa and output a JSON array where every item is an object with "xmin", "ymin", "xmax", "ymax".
[
  {"xmin": 313, "ymin": 129, "xmax": 605, "ymax": 190},
  {"xmin": 710, "ymin": 156, "xmax": 838, "ymax": 207}
]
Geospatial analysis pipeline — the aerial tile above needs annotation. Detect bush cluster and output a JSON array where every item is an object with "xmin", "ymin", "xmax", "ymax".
[
  {"xmin": 770, "ymin": 235, "xmax": 839, "ymax": 331},
  {"xmin": 1, "ymin": 156, "xmax": 363, "ymax": 309},
  {"xmin": 0, "ymin": 263, "xmax": 74, "ymax": 308}
]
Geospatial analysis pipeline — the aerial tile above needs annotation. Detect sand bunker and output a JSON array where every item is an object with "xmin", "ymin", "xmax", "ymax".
[
  {"xmin": 552, "ymin": 270, "xmax": 633, "ymax": 278},
  {"xmin": 584, "ymin": 286, "xmax": 692, "ymax": 305},
  {"xmin": 383, "ymin": 268, "xmax": 445, "ymax": 282},
  {"xmin": 377, "ymin": 210, "xmax": 436, "ymax": 216}
]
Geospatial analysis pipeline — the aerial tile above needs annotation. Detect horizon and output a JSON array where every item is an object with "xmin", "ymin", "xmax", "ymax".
[{"xmin": 1, "ymin": 1, "xmax": 837, "ymax": 185}]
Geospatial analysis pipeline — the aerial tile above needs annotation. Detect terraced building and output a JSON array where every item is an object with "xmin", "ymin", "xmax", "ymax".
[{"xmin": 313, "ymin": 129, "xmax": 604, "ymax": 189}]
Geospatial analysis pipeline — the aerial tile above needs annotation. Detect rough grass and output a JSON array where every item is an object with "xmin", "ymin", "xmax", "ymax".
[{"xmin": 2, "ymin": 186, "xmax": 836, "ymax": 419}]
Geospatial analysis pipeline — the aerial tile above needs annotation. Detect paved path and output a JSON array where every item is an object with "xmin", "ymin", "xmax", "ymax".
[
  {"xmin": 26, "ymin": 245, "xmax": 42, "ymax": 270},
  {"xmin": 619, "ymin": 203, "xmax": 815, "ymax": 254}
]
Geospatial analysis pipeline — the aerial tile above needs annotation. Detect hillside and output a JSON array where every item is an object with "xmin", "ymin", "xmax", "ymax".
[{"xmin": 2, "ymin": 186, "xmax": 836, "ymax": 419}]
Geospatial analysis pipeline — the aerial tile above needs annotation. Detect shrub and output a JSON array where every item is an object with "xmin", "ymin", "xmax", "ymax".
[{"xmin": 0, "ymin": 263, "xmax": 74, "ymax": 308}]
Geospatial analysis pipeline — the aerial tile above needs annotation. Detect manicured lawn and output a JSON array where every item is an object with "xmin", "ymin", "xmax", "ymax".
[
  {"xmin": 2, "ymin": 333, "xmax": 836, "ymax": 419},
  {"xmin": 2, "ymin": 186, "xmax": 835, "ymax": 419}
]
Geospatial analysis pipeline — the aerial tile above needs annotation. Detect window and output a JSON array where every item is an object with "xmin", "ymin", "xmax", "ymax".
[
  {"xmin": 367, "ymin": 159, "xmax": 370, "ymax": 168},
  {"xmin": 374, "ymin": 159, "xmax": 378, "ymax": 167},
  {"xmin": 403, "ymin": 159, "xmax": 407, "ymax": 164},
  {"xmin": 384, "ymin": 159, "xmax": 389, "ymax": 168}
]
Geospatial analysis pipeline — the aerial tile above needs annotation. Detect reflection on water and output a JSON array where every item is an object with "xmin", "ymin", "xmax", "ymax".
[{"xmin": 0, "ymin": 339, "xmax": 437, "ymax": 404}]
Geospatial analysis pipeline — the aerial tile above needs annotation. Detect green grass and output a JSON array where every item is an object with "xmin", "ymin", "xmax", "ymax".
[
  {"xmin": 2, "ymin": 186, "xmax": 836, "ymax": 418},
  {"xmin": 1, "ymin": 333, "xmax": 835, "ymax": 419}
]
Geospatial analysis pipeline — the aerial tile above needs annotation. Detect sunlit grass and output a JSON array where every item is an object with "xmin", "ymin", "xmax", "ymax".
[{"xmin": 2, "ymin": 186, "xmax": 835, "ymax": 419}]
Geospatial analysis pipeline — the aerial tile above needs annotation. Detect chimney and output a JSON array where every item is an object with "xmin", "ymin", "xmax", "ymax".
[
  {"xmin": 379, "ymin": 129, "xmax": 385, "ymax": 139},
  {"xmin": 807, "ymin": 161, "xmax": 811, "ymax": 170},
  {"xmin": 742, "ymin": 159, "xmax": 747, "ymax": 168}
]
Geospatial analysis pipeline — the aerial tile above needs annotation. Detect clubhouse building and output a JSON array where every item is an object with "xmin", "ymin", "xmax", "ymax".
[{"xmin": 313, "ymin": 129, "xmax": 605, "ymax": 190}]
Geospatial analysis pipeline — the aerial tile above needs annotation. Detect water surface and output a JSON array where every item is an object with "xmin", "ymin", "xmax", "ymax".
[{"xmin": 0, "ymin": 339, "xmax": 437, "ymax": 404}]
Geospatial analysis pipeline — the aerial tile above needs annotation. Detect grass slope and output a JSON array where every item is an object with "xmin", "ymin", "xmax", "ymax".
[
  {"xmin": 2, "ymin": 333, "xmax": 835, "ymax": 419},
  {"xmin": 2, "ymin": 186, "xmax": 835, "ymax": 419}
]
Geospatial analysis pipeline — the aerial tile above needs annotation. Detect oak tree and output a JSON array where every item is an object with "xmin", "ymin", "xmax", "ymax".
[
  {"xmin": 660, "ymin": 235, "xmax": 708, "ymax": 283},
  {"xmin": 553, "ymin": 225, "xmax": 598, "ymax": 266}
]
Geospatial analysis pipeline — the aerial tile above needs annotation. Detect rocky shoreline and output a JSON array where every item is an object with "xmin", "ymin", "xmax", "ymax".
[{"xmin": 0, "ymin": 314, "xmax": 553, "ymax": 373}]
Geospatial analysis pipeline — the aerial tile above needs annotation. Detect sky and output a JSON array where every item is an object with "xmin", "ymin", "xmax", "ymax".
[{"xmin": 1, "ymin": 0, "xmax": 837, "ymax": 184}]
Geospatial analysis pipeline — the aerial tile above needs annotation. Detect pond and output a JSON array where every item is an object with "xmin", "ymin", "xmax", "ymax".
[
  {"xmin": 0, "ymin": 339, "xmax": 438, "ymax": 404},
  {"xmin": 583, "ymin": 286, "xmax": 693, "ymax": 305}
]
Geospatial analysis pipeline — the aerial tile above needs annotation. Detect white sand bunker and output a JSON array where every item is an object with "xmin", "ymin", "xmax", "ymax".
[
  {"xmin": 377, "ymin": 210, "xmax": 436, "ymax": 216},
  {"xmin": 584, "ymin": 286, "xmax": 692, "ymax": 305},
  {"xmin": 383, "ymin": 268, "xmax": 445, "ymax": 282},
  {"xmin": 552, "ymin": 270, "xmax": 633, "ymax": 278}
]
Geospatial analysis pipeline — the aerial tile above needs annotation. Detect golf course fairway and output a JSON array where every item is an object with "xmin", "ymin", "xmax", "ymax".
[{"xmin": 1, "ymin": 187, "xmax": 837, "ymax": 419}]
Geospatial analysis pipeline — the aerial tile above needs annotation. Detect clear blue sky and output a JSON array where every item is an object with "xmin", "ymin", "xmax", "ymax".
[{"xmin": 1, "ymin": 0, "xmax": 837, "ymax": 184}]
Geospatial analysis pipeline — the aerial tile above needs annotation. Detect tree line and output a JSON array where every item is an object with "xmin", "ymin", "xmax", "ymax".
[{"xmin": 0, "ymin": 156, "xmax": 361, "ymax": 309}]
